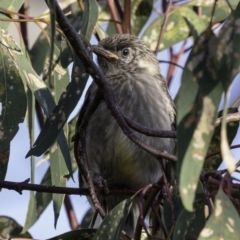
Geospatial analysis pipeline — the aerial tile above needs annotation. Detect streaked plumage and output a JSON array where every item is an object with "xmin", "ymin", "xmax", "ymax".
[{"xmin": 75, "ymin": 34, "xmax": 175, "ymax": 236}]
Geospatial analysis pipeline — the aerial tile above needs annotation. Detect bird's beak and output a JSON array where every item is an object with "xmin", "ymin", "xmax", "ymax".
[{"xmin": 91, "ymin": 45, "xmax": 119, "ymax": 60}]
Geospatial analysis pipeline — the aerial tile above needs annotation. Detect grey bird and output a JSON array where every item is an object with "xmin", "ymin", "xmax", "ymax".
[{"xmin": 75, "ymin": 34, "xmax": 176, "ymax": 236}]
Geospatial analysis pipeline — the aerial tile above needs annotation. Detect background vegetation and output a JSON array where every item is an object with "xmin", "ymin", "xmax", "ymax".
[{"xmin": 0, "ymin": 0, "xmax": 240, "ymax": 239}]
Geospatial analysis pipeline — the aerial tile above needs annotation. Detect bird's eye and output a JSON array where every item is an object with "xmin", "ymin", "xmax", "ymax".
[{"xmin": 122, "ymin": 48, "xmax": 130, "ymax": 56}]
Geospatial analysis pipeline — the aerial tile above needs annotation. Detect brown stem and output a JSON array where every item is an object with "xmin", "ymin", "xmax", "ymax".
[
  {"xmin": 135, "ymin": 184, "xmax": 155, "ymax": 240},
  {"xmin": 0, "ymin": 179, "xmax": 135, "ymax": 196},
  {"xmin": 215, "ymin": 112, "xmax": 240, "ymax": 127},
  {"xmin": 125, "ymin": 116, "xmax": 176, "ymax": 138},
  {"xmin": 166, "ymin": 40, "xmax": 187, "ymax": 85},
  {"xmin": 122, "ymin": 0, "xmax": 131, "ymax": 34},
  {"xmin": 206, "ymin": 144, "xmax": 240, "ymax": 160},
  {"xmin": 64, "ymin": 195, "xmax": 79, "ymax": 230},
  {"xmin": 154, "ymin": 0, "xmax": 172, "ymax": 54},
  {"xmin": 106, "ymin": 0, "xmax": 123, "ymax": 34}
]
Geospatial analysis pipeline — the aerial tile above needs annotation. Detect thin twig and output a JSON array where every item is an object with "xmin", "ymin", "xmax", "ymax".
[
  {"xmin": 106, "ymin": 0, "xmax": 123, "ymax": 34},
  {"xmin": 122, "ymin": 0, "xmax": 131, "ymax": 34},
  {"xmin": 159, "ymin": 60, "xmax": 184, "ymax": 69},
  {"xmin": 160, "ymin": 162, "xmax": 175, "ymax": 223},
  {"xmin": 125, "ymin": 116, "xmax": 176, "ymax": 138},
  {"xmin": 0, "ymin": 179, "xmax": 135, "ymax": 196},
  {"xmin": 166, "ymin": 40, "xmax": 187, "ymax": 85},
  {"xmin": 151, "ymin": 204, "xmax": 168, "ymax": 238},
  {"xmin": 135, "ymin": 184, "xmax": 155, "ymax": 240},
  {"xmin": 206, "ymin": 144, "xmax": 240, "ymax": 160},
  {"xmin": 215, "ymin": 112, "xmax": 240, "ymax": 127},
  {"xmin": 154, "ymin": 0, "xmax": 172, "ymax": 54},
  {"xmin": 64, "ymin": 195, "xmax": 79, "ymax": 230}
]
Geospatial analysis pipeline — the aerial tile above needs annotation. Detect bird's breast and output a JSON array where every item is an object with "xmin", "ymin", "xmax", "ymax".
[{"xmin": 85, "ymin": 73, "xmax": 174, "ymax": 189}]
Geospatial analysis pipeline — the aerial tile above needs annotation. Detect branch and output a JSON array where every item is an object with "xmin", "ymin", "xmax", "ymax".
[
  {"xmin": 122, "ymin": 0, "xmax": 131, "ymax": 34},
  {"xmin": 106, "ymin": 0, "xmax": 123, "ymax": 33},
  {"xmin": 215, "ymin": 112, "xmax": 240, "ymax": 127},
  {"xmin": 64, "ymin": 195, "xmax": 79, "ymax": 230},
  {"xmin": 52, "ymin": 0, "xmax": 177, "ymax": 163},
  {"xmin": 124, "ymin": 116, "xmax": 176, "ymax": 138},
  {"xmin": 0, "ymin": 179, "xmax": 135, "ymax": 196},
  {"xmin": 154, "ymin": 0, "xmax": 172, "ymax": 54},
  {"xmin": 206, "ymin": 144, "xmax": 240, "ymax": 159}
]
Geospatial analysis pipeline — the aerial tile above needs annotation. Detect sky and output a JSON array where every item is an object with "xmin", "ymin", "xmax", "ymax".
[{"xmin": 0, "ymin": 1, "xmax": 240, "ymax": 239}]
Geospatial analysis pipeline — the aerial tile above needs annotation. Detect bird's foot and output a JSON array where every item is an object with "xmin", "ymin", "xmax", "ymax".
[{"xmin": 93, "ymin": 176, "xmax": 109, "ymax": 194}]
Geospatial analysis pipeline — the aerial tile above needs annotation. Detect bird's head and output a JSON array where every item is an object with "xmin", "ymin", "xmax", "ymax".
[{"xmin": 92, "ymin": 34, "xmax": 160, "ymax": 77}]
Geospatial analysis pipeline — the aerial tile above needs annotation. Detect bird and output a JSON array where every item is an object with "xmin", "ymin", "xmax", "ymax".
[{"xmin": 74, "ymin": 34, "xmax": 176, "ymax": 237}]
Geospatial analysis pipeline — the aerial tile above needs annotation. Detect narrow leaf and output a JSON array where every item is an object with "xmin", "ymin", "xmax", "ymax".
[
  {"xmin": 0, "ymin": 216, "xmax": 32, "ymax": 238},
  {"xmin": 0, "ymin": 0, "xmax": 25, "ymax": 30},
  {"xmin": 48, "ymin": 229, "xmax": 97, "ymax": 240},
  {"xmin": 81, "ymin": 0, "xmax": 98, "ymax": 40},
  {"xmin": 220, "ymin": 91, "xmax": 236, "ymax": 173},
  {"xmin": 177, "ymin": 31, "xmax": 223, "ymax": 211},
  {"xmin": 198, "ymin": 189, "xmax": 240, "ymax": 240},
  {"xmin": 93, "ymin": 196, "xmax": 135, "ymax": 240},
  {"xmin": 0, "ymin": 29, "xmax": 27, "ymax": 152},
  {"xmin": 204, "ymin": 108, "xmax": 239, "ymax": 171},
  {"xmin": 131, "ymin": 0, "xmax": 153, "ymax": 36},
  {"xmin": 50, "ymin": 141, "xmax": 68, "ymax": 228},
  {"xmin": 141, "ymin": 7, "xmax": 205, "ymax": 51}
]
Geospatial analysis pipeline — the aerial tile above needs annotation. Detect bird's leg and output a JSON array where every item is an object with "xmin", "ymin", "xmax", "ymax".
[{"xmin": 93, "ymin": 175, "xmax": 109, "ymax": 195}]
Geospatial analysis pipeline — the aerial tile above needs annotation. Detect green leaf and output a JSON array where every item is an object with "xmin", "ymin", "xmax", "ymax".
[
  {"xmin": 215, "ymin": 2, "xmax": 240, "ymax": 90},
  {"xmin": 163, "ymin": 195, "xmax": 184, "ymax": 233},
  {"xmin": 93, "ymin": 196, "xmax": 135, "ymax": 240},
  {"xmin": 48, "ymin": 229, "xmax": 97, "ymax": 240},
  {"xmin": 198, "ymin": 189, "xmax": 240, "ymax": 240},
  {"xmin": 50, "ymin": 141, "xmax": 68, "ymax": 228},
  {"xmin": 23, "ymin": 168, "xmax": 52, "ymax": 232},
  {"xmin": 29, "ymin": 27, "xmax": 50, "ymax": 75},
  {"xmin": 204, "ymin": 108, "xmax": 239, "ymax": 171},
  {"xmin": 172, "ymin": 203, "xmax": 205, "ymax": 240},
  {"xmin": 0, "ymin": 0, "xmax": 25, "ymax": 30},
  {"xmin": 81, "ymin": 208, "xmax": 95, "ymax": 228},
  {"xmin": 141, "ymin": 7, "xmax": 205, "ymax": 51},
  {"xmin": 26, "ymin": 59, "xmax": 88, "ymax": 160},
  {"xmin": 68, "ymin": 117, "xmax": 79, "ymax": 172},
  {"xmin": 131, "ymin": 0, "xmax": 153, "ymax": 36},
  {"xmin": 35, "ymin": 167, "xmax": 53, "ymax": 216},
  {"xmin": 177, "ymin": 31, "xmax": 223, "ymax": 211},
  {"xmin": 22, "ymin": 87, "xmax": 36, "ymax": 233},
  {"xmin": 0, "ymin": 216, "xmax": 32, "ymax": 238},
  {"xmin": 22, "ymin": 190, "xmax": 37, "ymax": 234},
  {"xmin": 0, "ymin": 28, "xmax": 56, "ymax": 118},
  {"xmin": 95, "ymin": 23, "xmax": 108, "ymax": 40},
  {"xmin": 0, "ymin": 146, "xmax": 9, "ymax": 183},
  {"xmin": 0, "ymin": 31, "xmax": 27, "ymax": 152},
  {"xmin": 81, "ymin": 0, "xmax": 98, "ymax": 40},
  {"xmin": 164, "ymin": 181, "xmax": 204, "ymax": 236},
  {"xmin": 188, "ymin": 0, "xmax": 239, "ymax": 25}
]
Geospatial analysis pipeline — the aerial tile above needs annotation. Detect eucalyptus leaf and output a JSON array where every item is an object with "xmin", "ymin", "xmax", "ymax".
[
  {"xmin": 0, "ymin": 30, "xmax": 27, "ymax": 152},
  {"xmin": 0, "ymin": 0, "xmax": 25, "ymax": 30},
  {"xmin": 141, "ymin": 7, "xmax": 205, "ymax": 51},
  {"xmin": 93, "ymin": 195, "xmax": 135, "ymax": 240},
  {"xmin": 198, "ymin": 189, "xmax": 240, "ymax": 240},
  {"xmin": 23, "ymin": 168, "xmax": 52, "ymax": 232},
  {"xmin": 81, "ymin": 0, "xmax": 98, "ymax": 40},
  {"xmin": 0, "ymin": 216, "xmax": 32, "ymax": 238},
  {"xmin": 48, "ymin": 229, "xmax": 97, "ymax": 240},
  {"xmin": 177, "ymin": 30, "xmax": 223, "ymax": 211}
]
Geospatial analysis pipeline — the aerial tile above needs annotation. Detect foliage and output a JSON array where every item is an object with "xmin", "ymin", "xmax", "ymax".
[{"xmin": 0, "ymin": 0, "xmax": 240, "ymax": 239}]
